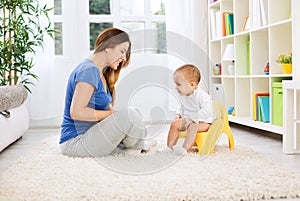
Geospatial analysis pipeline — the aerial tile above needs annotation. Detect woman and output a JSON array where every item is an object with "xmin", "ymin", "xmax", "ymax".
[{"xmin": 60, "ymin": 28, "xmax": 146, "ymax": 157}]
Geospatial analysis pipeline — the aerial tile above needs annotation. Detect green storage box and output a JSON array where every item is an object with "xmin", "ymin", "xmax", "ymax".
[{"xmin": 272, "ymin": 82, "xmax": 283, "ymax": 126}]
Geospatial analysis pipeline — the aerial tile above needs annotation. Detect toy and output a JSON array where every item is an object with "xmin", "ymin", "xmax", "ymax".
[
  {"xmin": 232, "ymin": 109, "xmax": 235, "ymax": 116},
  {"xmin": 213, "ymin": 63, "xmax": 222, "ymax": 75},
  {"xmin": 228, "ymin": 106, "xmax": 234, "ymax": 115},
  {"xmin": 264, "ymin": 62, "xmax": 269, "ymax": 75}
]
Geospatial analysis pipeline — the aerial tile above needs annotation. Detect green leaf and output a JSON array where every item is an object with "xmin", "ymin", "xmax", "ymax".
[{"xmin": 0, "ymin": 0, "xmax": 55, "ymax": 91}]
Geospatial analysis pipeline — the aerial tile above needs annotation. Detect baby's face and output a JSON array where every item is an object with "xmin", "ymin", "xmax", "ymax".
[{"xmin": 173, "ymin": 72, "xmax": 194, "ymax": 96}]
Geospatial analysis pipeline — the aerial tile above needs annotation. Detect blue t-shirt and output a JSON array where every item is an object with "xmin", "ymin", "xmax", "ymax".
[{"xmin": 60, "ymin": 59, "xmax": 112, "ymax": 144}]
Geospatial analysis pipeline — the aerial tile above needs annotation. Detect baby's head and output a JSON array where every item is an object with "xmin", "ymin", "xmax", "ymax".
[{"xmin": 173, "ymin": 64, "xmax": 201, "ymax": 96}]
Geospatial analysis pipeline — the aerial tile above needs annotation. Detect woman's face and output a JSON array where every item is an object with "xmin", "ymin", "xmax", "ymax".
[
  {"xmin": 107, "ymin": 42, "xmax": 130, "ymax": 70},
  {"xmin": 173, "ymin": 72, "xmax": 194, "ymax": 96}
]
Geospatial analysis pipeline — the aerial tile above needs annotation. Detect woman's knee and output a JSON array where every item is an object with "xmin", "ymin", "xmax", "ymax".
[{"xmin": 113, "ymin": 108, "xmax": 146, "ymax": 136}]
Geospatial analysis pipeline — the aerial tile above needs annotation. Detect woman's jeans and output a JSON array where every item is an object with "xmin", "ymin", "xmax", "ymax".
[{"xmin": 60, "ymin": 108, "xmax": 146, "ymax": 157}]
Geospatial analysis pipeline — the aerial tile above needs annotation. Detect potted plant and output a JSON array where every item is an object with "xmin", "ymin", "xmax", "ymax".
[
  {"xmin": 0, "ymin": 0, "xmax": 55, "ymax": 92},
  {"xmin": 276, "ymin": 52, "xmax": 293, "ymax": 74}
]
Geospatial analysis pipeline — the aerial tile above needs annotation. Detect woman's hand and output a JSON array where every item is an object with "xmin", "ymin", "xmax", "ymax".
[{"xmin": 70, "ymin": 82, "xmax": 113, "ymax": 121}]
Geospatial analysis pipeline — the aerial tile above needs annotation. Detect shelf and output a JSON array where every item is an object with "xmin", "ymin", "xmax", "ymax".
[
  {"xmin": 208, "ymin": 0, "xmax": 295, "ymax": 135},
  {"xmin": 250, "ymin": 74, "xmax": 293, "ymax": 78},
  {"xmin": 211, "ymin": 74, "xmax": 293, "ymax": 78},
  {"xmin": 211, "ymin": 75, "xmax": 222, "ymax": 78},
  {"xmin": 210, "ymin": 39, "xmax": 221, "ymax": 43},
  {"xmin": 269, "ymin": 19, "xmax": 292, "ymax": 28},
  {"xmin": 235, "ymin": 31, "xmax": 250, "ymax": 37},
  {"xmin": 221, "ymin": 75, "xmax": 235, "ymax": 78},
  {"xmin": 228, "ymin": 115, "xmax": 284, "ymax": 134},
  {"xmin": 251, "ymin": 26, "xmax": 269, "ymax": 33},
  {"xmin": 269, "ymin": 74, "xmax": 293, "ymax": 78}
]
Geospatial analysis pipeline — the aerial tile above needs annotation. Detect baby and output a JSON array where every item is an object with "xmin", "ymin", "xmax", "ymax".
[{"xmin": 167, "ymin": 64, "xmax": 216, "ymax": 155}]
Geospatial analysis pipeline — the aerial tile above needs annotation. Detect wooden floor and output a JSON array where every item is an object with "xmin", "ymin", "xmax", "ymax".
[{"xmin": 1, "ymin": 124, "xmax": 300, "ymax": 175}]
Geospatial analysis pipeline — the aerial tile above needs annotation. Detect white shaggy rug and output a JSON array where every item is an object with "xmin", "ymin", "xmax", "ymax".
[{"xmin": 1, "ymin": 135, "xmax": 300, "ymax": 201}]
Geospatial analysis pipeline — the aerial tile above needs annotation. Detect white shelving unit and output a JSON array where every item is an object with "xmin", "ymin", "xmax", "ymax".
[
  {"xmin": 282, "ymin": 0, "xmax": 300, "ymax": 154},
  {"xmin": 283, "ymin": 81, "xmax": 300, "ymax": 154},
  {"xmin": 208, "ymin": 0, "xmax": 298, "ymax": 135}
]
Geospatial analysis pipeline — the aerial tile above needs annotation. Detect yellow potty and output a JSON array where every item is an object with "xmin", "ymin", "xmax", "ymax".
[{"xmin": 178, "ymin": 101, "xmax": 234, "ymax": 154}]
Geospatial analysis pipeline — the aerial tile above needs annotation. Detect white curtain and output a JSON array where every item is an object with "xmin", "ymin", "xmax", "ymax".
[
  {"xmin": 28, "ymin": 0, "xmax": 89, "ymax": 127},
  {"xmin": 165, "ymin": 0, "xmax": 209, "ymax": 91},
  {"xmin": 27, "ymin": 0, "xmax": 59, "ymax": 126}
]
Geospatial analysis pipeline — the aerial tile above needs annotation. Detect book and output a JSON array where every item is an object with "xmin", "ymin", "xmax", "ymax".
[
  {"xmin": 228, "ymin": 13, "xmax": 234, "ymax": 34},
  {"xmin": 252, "ymin": 0, "xmax": 262, "ymax": 28},
  {"xmin": 258, "ymin": 96, "xmax": 270, "ymax": 122},
  {"xmin": 222, "ymin": 12, "xmax": 234, "ymax": 36},
  {"xmin": 210, "ymin": 9, "xmax": 217, "ymax": 40},
  {"xmin": 253, "ymin": 92, "xmax": 269, "ymax": 120},
  {"xmin": 256, "ymin": 94, "xmax": 269, "ymax": 121},
  {"xmin": 259, "ymin": 0, "xmax": 267, "ymax": 26},
  {"xmin": 242, "ymin": 15, "xmax": 249, "ymax": 31},
  {"xmin": 215, "ymin": 11, "xmax": 223, "ymax": 39}
]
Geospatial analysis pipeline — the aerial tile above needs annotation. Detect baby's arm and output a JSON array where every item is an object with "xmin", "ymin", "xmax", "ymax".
[
  {"xmin": 195, "ymin": 92, "xmax": 215, "ymax": 123},
  {"xmin": 175, "ymin": 104, "xmax": 183, "ymax": 119}
]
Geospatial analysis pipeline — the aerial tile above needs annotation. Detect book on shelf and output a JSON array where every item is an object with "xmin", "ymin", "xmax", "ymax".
[
  {"xmin": 253, "ymin": 92, "xmax": 269, "ymax": 121},
  {"xmin": 210, "ymin": 10, "xmax": 234, "ymax": 39},
  {"xmin": 258, "ymin": 96, "xmax": 270, "ymax": 122},
  {"xmin": 228, "ymin": 13, "xmax": 234, "ymax": 34},
  {"xmin": 259, "ymin": 0, "xmax": 267, "ymax": 26},
  {"xmin": 215, "ymin": 10, "xmax": 223, "ymax": 39},
  {"xmin": 210, "ymin": 9, "xmax": 217, "ymax": 40},
  {"xmin": 222, "ymin": 12, "xmax": 234, "ymax": 36},
  {"xmin": 252, "ymin": 0, "xmax": 268, "ymax": 28}
]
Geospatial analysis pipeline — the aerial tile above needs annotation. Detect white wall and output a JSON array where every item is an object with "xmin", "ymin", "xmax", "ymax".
[
  {"xmin": 29, "ymin": 0, "xmax": 209, "ymax": 127},
  {"xmin": 115, "ymin": 54, "xmax": 172, "ymax": 123}
]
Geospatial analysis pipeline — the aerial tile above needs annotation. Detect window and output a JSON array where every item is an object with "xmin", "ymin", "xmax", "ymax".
[
  {"xmin": 54, "ymin": 22, "xmax": 63, "ymax": 55},
  {"xmin": 89, "ymin": 0, "xmax": 111, "ymax": 15},
  {"xmin": 88, "ymin": 0, "xmax": 166, "ymax": 54},
  {"xmin": 53, "ymin": 0, "xmax": 166, "ymax": 55},
  {"xmin": 89, "ymin": 23, "xmax": 113, "ymax": 50},
  {"xmin": 54, "ymin": 0, "xmax": 62, "ymax": 15},
  {"xmin": 54, "ymin": 0, "xmax": 63, "ymax": 55}
]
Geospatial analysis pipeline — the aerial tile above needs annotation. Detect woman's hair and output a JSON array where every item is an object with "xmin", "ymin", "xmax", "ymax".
[
  {"xmin": 175, "ymin": 64, "xmax": 201, "ymax": 84},
  {"xmin": 93, "ymin": 28, "xmax": 131, "ymax": 105}
]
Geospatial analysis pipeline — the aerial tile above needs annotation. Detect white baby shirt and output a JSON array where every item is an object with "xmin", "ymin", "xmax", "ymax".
[{"xmin": 176, "ymin": 87, "xmax": 216, "ymax": 124}]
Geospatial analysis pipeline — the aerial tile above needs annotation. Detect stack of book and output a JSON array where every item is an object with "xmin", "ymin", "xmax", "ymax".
[
  {"xmin": 253, "ymin": 92, "xmax": 270, "ymax": 122},
  {"xmin": 210, "ymin": 10, "xmax": 234, "ymax": 40},
  {"xmin": 252, "ymin": 0, "xmax": 268, "ymax": 28},
  {"xmin": 222, "ymin": 12, "xmax": 234, "ymax": 36}
]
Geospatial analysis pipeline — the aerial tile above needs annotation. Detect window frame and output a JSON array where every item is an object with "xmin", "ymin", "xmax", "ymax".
[
  {"xmin": 88, "ymin": 0, "xmax": 166, "ymax": 54},
  {"xmin": 53, "ymin": 4, "xmax": 63, "ymax": 56},
  {"xmin": 53, "ymin": 0, "xmax": 166, "ymax": 56}
]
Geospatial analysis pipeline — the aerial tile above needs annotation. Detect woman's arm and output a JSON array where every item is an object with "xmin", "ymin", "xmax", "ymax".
[
  {"xmin": 108, "ymin": 103, "xmax": 114, "ymax": 111},
  {"xmin": 70, "ymin": 82, "xmax": 113, "ymax": 121}
]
